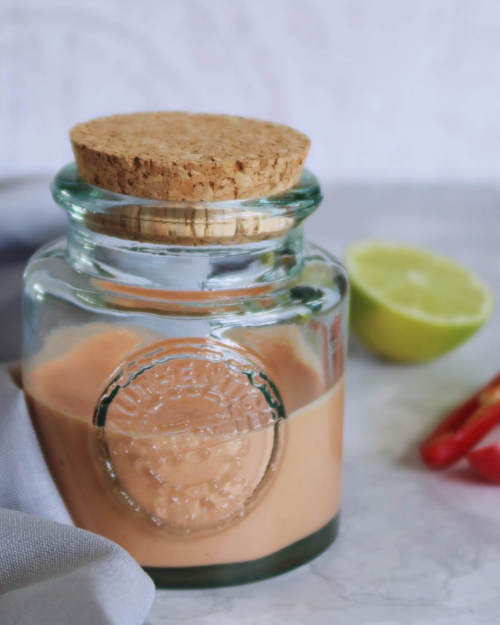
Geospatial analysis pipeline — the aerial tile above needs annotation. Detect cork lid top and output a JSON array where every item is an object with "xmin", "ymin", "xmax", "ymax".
[{"xmin": 70, "ymin": 112, "xmax": 311, "ymax": 202}]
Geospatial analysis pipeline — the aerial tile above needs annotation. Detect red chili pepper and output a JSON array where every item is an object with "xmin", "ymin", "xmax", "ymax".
[
  {"xmin": 420, "ymin": 373, "xmax": 500, "ymax": 470},
  {"xmin": 468, "ymin": 443, "xmax": 500, "ymax": 484}
]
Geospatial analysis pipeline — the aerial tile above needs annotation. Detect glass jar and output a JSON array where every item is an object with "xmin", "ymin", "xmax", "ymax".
[{"xmin": 22, "ymin": 163, "xmax": 348, "ymax": 588}]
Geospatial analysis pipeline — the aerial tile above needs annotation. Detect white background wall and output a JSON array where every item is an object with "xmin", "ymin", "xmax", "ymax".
[{"xmin": 2, "ymin": 0, "xmax": 500, "ymax": 185}]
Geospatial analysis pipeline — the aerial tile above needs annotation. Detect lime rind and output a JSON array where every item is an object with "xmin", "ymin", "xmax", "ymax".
[{"xmin": 345, "ymin": 241, "xmax": 494, "ymax": 328}]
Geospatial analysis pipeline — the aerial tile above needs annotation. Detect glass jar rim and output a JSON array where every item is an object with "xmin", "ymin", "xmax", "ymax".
[{"xmin": 51, "ymin": 163, "xmax": 322, "ymax": 245}]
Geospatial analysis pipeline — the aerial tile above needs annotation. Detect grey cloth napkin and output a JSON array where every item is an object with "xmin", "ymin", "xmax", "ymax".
[{"xmin": 0, "ymin": 364, "xmax": 155, "ymax": 625}]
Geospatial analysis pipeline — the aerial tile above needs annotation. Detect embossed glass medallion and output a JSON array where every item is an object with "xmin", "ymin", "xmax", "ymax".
[{"xmin": 93, "ymin": 338, "xmax": 286, "ymax": 535}]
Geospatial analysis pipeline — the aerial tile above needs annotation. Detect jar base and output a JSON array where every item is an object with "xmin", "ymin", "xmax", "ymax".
[{"xmin": 143, "ymin": 514, "xmax": 339, "ymax": 589}]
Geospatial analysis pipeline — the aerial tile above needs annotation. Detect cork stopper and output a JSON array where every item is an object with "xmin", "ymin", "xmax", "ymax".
[
  {"xmin": 70, "ymin": 112, "xmax": 310, "ymax": 202},
  {"xmin": 84, "ymin": 204, "xmax": 295, "ymax": 246}
]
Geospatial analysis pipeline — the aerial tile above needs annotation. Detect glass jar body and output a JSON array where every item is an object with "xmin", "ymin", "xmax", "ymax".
[{"xmin": 22, "ymin": 170, "xmax": 348, "ymax": 588}]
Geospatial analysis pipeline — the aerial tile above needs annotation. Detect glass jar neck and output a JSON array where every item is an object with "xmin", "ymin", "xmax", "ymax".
[
  {"xmin": 53, "ymin": 163, "xmax": 322, "ymax": 292},
  {"xmin": 66, "ymin": 218, "xmax": 305, "ymax": 292}
]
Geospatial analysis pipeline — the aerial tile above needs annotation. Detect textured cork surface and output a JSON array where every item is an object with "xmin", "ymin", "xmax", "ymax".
[{"xmin": 70, "ymin": 112, "xmax": 311, "ymax": 202}]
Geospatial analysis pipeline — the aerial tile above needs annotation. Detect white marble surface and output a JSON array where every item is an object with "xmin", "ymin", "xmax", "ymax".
[{"xmin": 146, "ymin": 185, "xmax": 500, "ymax": 624}]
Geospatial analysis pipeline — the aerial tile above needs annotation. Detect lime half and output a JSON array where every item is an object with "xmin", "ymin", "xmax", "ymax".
[{"xmin": 345, "ymin": 241, "xmax": 494, "ymax": 362}]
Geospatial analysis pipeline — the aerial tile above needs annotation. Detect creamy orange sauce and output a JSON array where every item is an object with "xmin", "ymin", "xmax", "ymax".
[{"xmin": 24, "ymin": 324, "xmax": 344, "ymax": 567}]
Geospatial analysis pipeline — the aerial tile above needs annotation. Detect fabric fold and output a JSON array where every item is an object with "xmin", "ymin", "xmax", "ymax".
[{"xmin": 0, "ymin": 364, "xmax": 155, "ymax": 625}]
